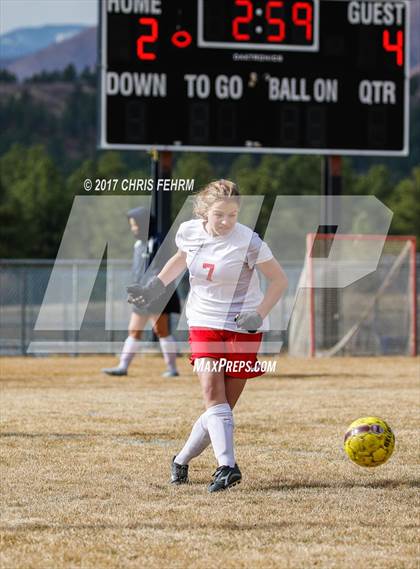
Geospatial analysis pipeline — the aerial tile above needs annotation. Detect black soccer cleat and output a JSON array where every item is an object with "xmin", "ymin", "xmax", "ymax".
[
  {"xmin": 170, "ymin": 456, "xmax": 189, "ymax": 485},
  {"xmin": 208, "ymin": 463, "xmax": 242, "ymax": 493}
]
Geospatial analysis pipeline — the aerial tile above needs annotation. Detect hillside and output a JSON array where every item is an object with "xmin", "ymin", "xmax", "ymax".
[
  {"xmin": 0, "ymin": 24, "xmax": 87, "ymax": 62},
  {"xmin": 4, "ymin": 28, "xmax": 96, "ymax": 81}
]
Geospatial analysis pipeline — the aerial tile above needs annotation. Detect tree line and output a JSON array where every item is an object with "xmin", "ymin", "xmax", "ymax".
[
  {"xmin": 0, "ymin": 145, "xmax": 418, "ymax": 258},
  {"xmin": 0, "ymin": 70, "xmax": 418, "ymax": 258}
]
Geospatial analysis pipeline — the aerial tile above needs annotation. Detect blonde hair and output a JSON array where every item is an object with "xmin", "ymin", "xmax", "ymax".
[{"xmin": 193, "ymin": 179, "xmax": 240, "ymax": 219}]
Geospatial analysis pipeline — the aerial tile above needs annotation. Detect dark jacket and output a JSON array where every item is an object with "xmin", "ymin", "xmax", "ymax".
[{"xmin": 127, "ymin": 207, "xmax": 180, "ymax": 314}]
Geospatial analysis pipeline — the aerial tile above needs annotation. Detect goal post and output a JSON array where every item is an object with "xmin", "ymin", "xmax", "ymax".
[{"xmin": 288, "ymin": 234, "xmax": 417, "ymax": 357}]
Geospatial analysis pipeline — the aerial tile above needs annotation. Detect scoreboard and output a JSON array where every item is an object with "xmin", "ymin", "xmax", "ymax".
[{"xmin": 99, "ymin": 0, "xmax": 410, "ymax": 155}]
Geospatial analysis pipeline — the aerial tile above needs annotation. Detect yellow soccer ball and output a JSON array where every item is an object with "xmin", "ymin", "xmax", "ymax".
[{"xmin": 344, "ymin": 417, "xmax": 395, "ymax": 467}]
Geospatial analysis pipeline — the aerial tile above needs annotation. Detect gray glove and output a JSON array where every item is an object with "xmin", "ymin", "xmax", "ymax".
[
  {"xmin": 234, "ymin": 311, "xmax": 263, "ymax": 333},
  {"xmin": 127, "ymin": 277, "xmax": 166, "ymax": 309}
]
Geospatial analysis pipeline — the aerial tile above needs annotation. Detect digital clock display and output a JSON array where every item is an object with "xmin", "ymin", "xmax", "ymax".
[
  {"xmin": 99, "ymin": 0, "xmax": 409, "ymax": 155},
  {"xmin": 198, "ymin": 0, "xmax": 319, "ymax": 51}
]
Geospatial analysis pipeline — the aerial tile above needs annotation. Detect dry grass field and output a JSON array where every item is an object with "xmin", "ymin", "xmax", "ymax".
[{"xmin": 1, "ymin": 355, "xmax": 419, "ymax": 569}]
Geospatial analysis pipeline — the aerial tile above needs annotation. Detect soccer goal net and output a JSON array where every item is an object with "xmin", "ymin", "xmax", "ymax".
[{"xmin": 288, "ymin": 235, "xmax": 417, "ymax": 357}]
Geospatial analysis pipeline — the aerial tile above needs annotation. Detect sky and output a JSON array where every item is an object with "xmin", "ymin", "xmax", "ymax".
[{"xmin": 0, "ymin": 0, "xmax": 98, "ymax": 35}]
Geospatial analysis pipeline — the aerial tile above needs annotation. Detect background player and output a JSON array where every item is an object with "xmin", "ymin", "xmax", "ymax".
[
  {"xmin": 127, "ymin": 181, "xmax": 288, "ymax": 491},
  {"xmin": 103, "ymin": 206, "xmax": 180, "ymax": 377}
]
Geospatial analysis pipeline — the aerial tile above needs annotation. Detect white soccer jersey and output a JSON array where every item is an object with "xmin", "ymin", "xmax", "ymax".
[{"xmin": 175, "ymin": 219, "xmax": 273, "ymax": 331}]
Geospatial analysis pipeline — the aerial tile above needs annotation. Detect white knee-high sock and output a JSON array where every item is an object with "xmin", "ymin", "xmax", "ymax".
[
  {"xmin": 118, "ymin": 336, "xmax": 139, "ymax": 370},
  {"xmin": 203, "ymin": 403, "xmax": 235, "ymax": 468},
  {"xmin": 174, "ymin": 414, "xmax": 211, "ymax": 465},
  {"xmin": 159, "ymin": 335, "xmax": 178, "ymax": 373}
]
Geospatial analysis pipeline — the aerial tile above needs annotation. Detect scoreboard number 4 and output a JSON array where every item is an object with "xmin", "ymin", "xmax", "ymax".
[{"xmin": 382, "ymin": 30, "xmax": 404, "ymax": 66}]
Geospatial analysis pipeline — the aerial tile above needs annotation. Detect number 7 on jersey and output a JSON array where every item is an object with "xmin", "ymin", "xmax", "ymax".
[{"xmin": 203, "ymin": 262, "xmax": 215, "ymax": 281}]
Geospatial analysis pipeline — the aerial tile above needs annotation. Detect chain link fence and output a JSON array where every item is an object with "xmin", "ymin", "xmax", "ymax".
[
  {"xmin": 1, "ymin": 258, "xmax": 418, "ymax": 356},
  {"xmin": 1, "ymin": 260, "xmax": 134, "ymax": 355}
]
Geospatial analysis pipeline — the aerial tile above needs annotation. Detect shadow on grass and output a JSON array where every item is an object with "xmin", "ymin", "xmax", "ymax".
[
  {"xmin": 278, "ymin": 374, "xmax": 389, "ymax": 380},
  {"xmin": 0, "ymin": 432, "xmax": 176, "ymax": 443},
  {"xmin": 3, "ymin": 517, "xmax": 419, "ymax": 533},
  {"xmin": 258, "ymin": 478, "xmax": 420, "ymax": 490}
]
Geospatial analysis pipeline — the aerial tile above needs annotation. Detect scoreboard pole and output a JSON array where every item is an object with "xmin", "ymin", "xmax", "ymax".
[
  {"xmin": 150, "ymin": 149, "xmax": 173, "ymax": 239},
  {"xmin": 149, "ymin": 148, "xmax": 159, "ymax": 242},
  {"xmin": 157, "ymin": 151, "xmax": 173, "ymax": 238},
  {"xmin": 321, "ymin": 155, "xmax": 342, "ymax": 351},
  {"xmin": 149, "ymin": 149, "xmax": 172, "ymax": 339}
]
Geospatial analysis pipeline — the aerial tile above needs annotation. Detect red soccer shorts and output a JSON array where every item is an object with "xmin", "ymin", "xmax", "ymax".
[{"xmin": 188, "ymin": 327, "xmax": 265, "ymax": 379}]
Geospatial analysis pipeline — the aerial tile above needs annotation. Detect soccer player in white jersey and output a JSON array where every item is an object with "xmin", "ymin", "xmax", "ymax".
[{"xmin": 127, "ymin": 180, "xmax": 288, "ymax": 492}]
